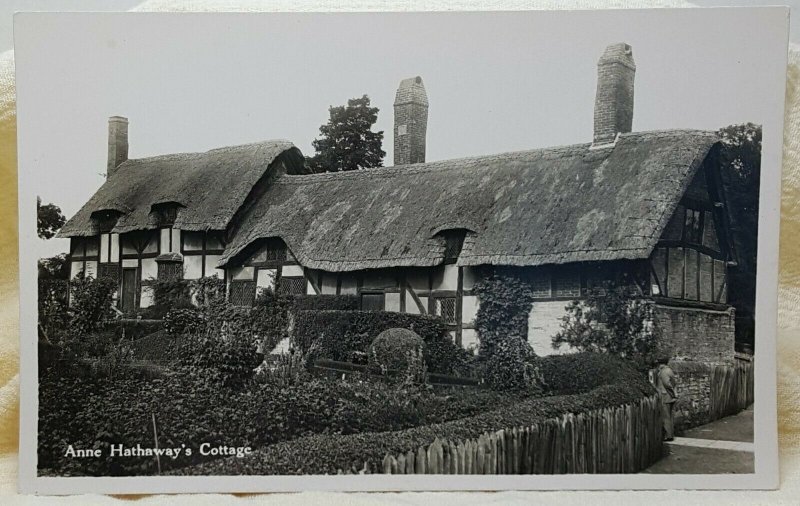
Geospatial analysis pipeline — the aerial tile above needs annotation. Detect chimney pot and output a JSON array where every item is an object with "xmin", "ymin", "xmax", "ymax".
[
  {"xmin": 107, "ymin": 116, "xmax": 129, "ymax": 179},
  {"xmin": 593, "ymin": 43, "xmax": 635, "ymax": 147},
  {"xmin": 394, "ymin": 76, "xmax": 428, "ymax": 165}
]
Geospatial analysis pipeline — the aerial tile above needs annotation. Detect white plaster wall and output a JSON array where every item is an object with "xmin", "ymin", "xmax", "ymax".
[
  {"xmin": 205, "ymin": 254, "xmax": 223, "ymax": 278},
  {"xmin": 404, "ymin": 292, "xmax": 423, "ymax": 314},
  {"xmin": 140, "ymin": 258, "xmax": 157, "ymax": 281},
  {"xmin": 283, "ymin": 264, "xmax": 304, "ymax": 277},
  {"xmin": 140, "ymin": 286, "xmax": 154, "ymax": 308},
  {"xmin": 70, "ymin": 261, "xmax": 83, "ymax": 279},
  {"xmin": 256, "ymin": 268, "xmax": 276, "ymax": 290},
  {"xmin": 230, "ymin": 266, "xmax": 254, "ymax": 281},
  {"xmin": 432, "ymin": 264, "xmax": 458, "ymax": 290},
  {"xmin": 386, "ymin": 292, "xmax": 401, "ymax": 312},
  {"xmin": 462, "ymin": 294, "xmax": 478, "ymax": 324},
  {"xmin": 184, "ymin": 255, "xmax": 203, "ymax": 279},
  {"xmin": 122, "ymin": 259, "xmax": 138, "ymax": 269},
  {"xmin": 527, "ymin": 300, "xmax": 576, "ymax": 356},
  {"xmin": 100, "ymin": 233, "xmax": 110, "ymax": 262},
  {"xmin": 160, "ymin": 228, "xmax": 170, "ymax": 252},
  {"xmin": 170, "ymin": 229, "xmax": 180, "ymax": 253},
  {"xmin": 462, "ymin": 266, "xmax": 479, "ymax": 291},
  {"xmin": 462, "ymin": 328, "xmax": 479, "ymax": 351},
  {"xmin": 85, "ymin": 261, "xmax": 98, "ymax": 279},
  {"xmin": 110, "ymin": 233, "xmax": 120, "ymax": 262}
]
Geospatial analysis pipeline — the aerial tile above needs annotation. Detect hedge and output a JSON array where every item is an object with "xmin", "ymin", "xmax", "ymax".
[
  {"xmin": 287, "ymin": 294, "xmax": 359, "ymax": 312},
  {"xmin": 38, "ymin": 367, "xmax": 528, "ymax": 476},
  {"xmin": 294, "ymin": 310, "xmax": 472, "ymax": 375},
  {"xmin": 177, "ymin": 353, "xmax": 655, "ymax": 475}
]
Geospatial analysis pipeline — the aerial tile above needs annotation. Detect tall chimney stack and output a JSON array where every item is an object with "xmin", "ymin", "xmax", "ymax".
[
  {"xmin": 394, "ymin": 76, "xmax": 428, "ymax": 165},
  {"xmin": 593, "ymin": 43, "xmax": 635, "ymax": 146},
  {"xmin": 107, "ymin": 116, "xmax": 129, "ymax": 178}
]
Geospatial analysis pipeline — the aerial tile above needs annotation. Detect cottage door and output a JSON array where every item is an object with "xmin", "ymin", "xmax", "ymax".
[{"xmin": 121, "ymin": 268, "xmax": 138, "ymax": 313}]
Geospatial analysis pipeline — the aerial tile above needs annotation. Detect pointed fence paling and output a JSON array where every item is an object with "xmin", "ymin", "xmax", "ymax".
[
  {"xmin": 710, "ymin": 360, "xmax": 754, "ymax": 421},
  {"xmin": 374, "ymin": 394, "xmax": 663, "ymax": 475}
]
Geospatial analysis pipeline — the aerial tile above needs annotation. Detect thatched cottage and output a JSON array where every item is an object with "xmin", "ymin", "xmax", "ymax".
[{"xmin": 58, "ymin": 43, "xmax": 738, "ymax": 362}]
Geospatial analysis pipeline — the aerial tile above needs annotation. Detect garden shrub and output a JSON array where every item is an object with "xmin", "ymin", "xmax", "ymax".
[
  {"xmin": 473, "ymin": 268, "xmax": 538, "ymax": 390},
  {"xmin": 293, "ymin": 310, "xmax": 463, "ymax": 374},
  {"xmin": 37, "ymin": 278, "xmax": 69, "ymax": 342},
  {"xmin": 552, "ymin": 279, "xmax": 660, "ymax": 364},
  {"xmin": 163, "ymin": 308, "xmax": 207, "ymax": 336},
  {"xmin": 368, "ymin": 328, "xmax": 424, "ymax": 375},
  {"xmin": 69, "ymin": 275, "xmax": 118, "ymax": 337},
  {"xmin": 145, "ymin": 279, "xmax": 194, "ymax": 319}
]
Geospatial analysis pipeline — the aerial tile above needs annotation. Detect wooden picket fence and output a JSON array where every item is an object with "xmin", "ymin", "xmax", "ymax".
[
  {"xmin": 710, "ymin": 359, "xmax": 754, "ymax": 421},
  {"xmin": 379, "ymin": 395, "xmax": 663, "ymax": 475}
]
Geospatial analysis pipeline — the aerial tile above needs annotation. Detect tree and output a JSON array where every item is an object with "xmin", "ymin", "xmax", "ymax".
[
  {"xmin": 552, "ymin": 280, "xmax": 660, "ymax": 364},
  {"xmin": 718, "ymin": 123, "xmax": 761, "ymax": 349},
  {"xmin": 37, "ymin": 197, "xmax": 66, "ymax": 240},
  {"xmin": 307, "ymin": 95, "xmax": 385, "ymax": 173},
  {"xmin": 38, "ymin": 253, "xmax": 69, "ymax": 280}
]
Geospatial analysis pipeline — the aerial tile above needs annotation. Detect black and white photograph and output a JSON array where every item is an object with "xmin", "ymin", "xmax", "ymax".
[{"xmin": 14, "ymin": 7, "xmax": 786, "ymax": 494}]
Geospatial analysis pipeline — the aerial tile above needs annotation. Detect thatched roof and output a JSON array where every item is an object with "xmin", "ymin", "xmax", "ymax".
[
  {"xmin": 219, "ymin": 129, "xmax": 719, "ymax": 271},
  {"xmin": 58, "ymin": 140, "xmax": 303, "ymax": 237}
]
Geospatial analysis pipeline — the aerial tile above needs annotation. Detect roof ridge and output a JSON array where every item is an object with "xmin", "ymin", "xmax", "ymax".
[
  {"xmin": 277, "ymin": 128, "xmax": 717, "ymax": 184},
  {"xmin": 121, "ymin": 139, "xmax": 294, "ymax": 166}
]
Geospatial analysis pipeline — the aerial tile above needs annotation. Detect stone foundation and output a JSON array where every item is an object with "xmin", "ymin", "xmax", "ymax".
[{"xmin": 668, "ymin": 360, "xmax": 714, "ymax": 432}]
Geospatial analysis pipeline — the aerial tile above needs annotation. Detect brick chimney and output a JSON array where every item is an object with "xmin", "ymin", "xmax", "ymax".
[
  {"xmin": 107, "ymin": 116, "xmax": 129, "ymax": 178},
  {"xmin": 593, "ymin": 43, "xmax": 635, "ymax": 147},
  {"xmin": 394, "ymin": 76, "xmax": 428, "ymax": 165}
]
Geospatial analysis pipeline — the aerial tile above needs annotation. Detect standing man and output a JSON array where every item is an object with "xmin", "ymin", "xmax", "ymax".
[{"xmin": 655, "ymin": 356, "xmax": 678, "ymax": 441}]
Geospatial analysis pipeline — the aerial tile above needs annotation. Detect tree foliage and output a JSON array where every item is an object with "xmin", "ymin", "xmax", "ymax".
[
  {"xmin": 38, "ymin": 253, "xmax": 69, "ymax": 280},
  {"xmin": 37, "ymin": 197, "xmax": 66, "ymax": 240},
  {"xmin": 307, "ymin": 95, "xmax": 385, "ymax": 173},
  {"xmin": 718, "ymin": 123, "xmax": 761, "ymax": 347},
  {"xmin": 552, "ymin": 280, "xmax": 660, "ymax": 363}
]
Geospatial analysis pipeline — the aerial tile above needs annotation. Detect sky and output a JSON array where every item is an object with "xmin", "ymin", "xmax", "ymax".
[{"xmin": 11, "ymin": 7, "xmax": 790, "ymax": 257}]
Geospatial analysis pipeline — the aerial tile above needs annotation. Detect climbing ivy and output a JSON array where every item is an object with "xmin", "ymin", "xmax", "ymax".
[{"xmin": 473, "ymin": 267, "xmax": 540, "ymax": 391}]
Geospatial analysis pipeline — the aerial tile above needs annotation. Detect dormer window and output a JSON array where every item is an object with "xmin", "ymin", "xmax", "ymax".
[
  {"xmin": 440, "ymin": 230, "xmax": 466, "ymax": 264},
  {"xmin": 90, "ymin": 209, "xmax": 122, "ymax": 233},
  {"xmin": 150, "ymin": 202, "xmax": 182, "ymax": 227}
]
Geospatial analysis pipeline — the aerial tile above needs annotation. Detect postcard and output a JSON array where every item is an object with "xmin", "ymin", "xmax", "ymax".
[{"xmin": 14, "ymin": 7, "xmax": 788, "ymax": 494}]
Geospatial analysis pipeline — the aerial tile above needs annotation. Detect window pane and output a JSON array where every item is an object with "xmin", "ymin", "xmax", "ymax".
[
  {"xmin": 278, "ymin": 276, "xmax": 306, "ymax": 296},
  {"xmin": 530, "ymin": 270, "xmax": 551, "ymax": 298},
  {"xmin": 436, "ymin": 297, "xmax": 457, "ymax": 324}
]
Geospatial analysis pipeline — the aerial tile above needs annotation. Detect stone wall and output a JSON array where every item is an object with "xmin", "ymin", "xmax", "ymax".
[
  {"xmin": 667, "ymin": 360, "xmax": 714, "ymax": 432},
  {"xmin": 652, "ymin": 303, "xmax": 735, "ymax": 365}
]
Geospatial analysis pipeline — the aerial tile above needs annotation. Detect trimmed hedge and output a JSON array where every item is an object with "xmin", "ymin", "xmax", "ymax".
[
  {"xmin": 177, "ymin": 353, "xmax": 655, "ymax": 475},
  {"xmin": 294, "ymin": 310, "xmax": 472, "ymax": 375},
  {"xmin": 288, "ymin": 294, "xmax": 359, "ymax": 311}
]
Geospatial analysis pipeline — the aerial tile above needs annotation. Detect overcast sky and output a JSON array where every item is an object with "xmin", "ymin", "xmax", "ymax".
[{"xmin": 13, "ymin": 8, "xmax": 789, "ymax": 257}]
